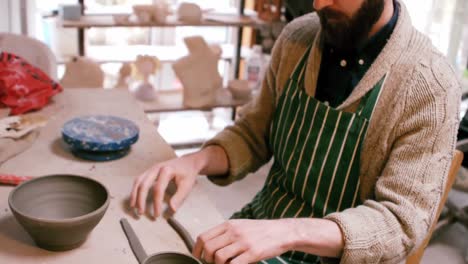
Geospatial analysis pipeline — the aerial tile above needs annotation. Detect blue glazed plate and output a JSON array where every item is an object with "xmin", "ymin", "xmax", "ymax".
[
  {"xmin": 71, "ymin": 147, "xmax": 131, "ymax": 162},
  {"xmin": 62, "ymin": 115, "xmax": 139, "ymax": 152}
]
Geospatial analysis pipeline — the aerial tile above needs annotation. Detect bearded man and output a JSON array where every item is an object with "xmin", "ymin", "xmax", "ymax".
[{"xmin": 130, "ymin": 0, "xmax": 461, "ymax": 263}]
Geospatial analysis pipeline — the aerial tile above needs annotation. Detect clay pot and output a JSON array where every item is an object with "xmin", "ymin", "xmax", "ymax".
[
  {"xmin": 8, "ymin": 174, "xmax": 110, "ymax": 251},
  {"xmin": 143, "ymin": 253, "xmax": 200, "ymax": 264}
]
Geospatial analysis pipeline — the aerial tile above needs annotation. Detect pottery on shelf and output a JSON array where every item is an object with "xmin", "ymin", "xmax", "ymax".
[
  {"xmin": 177, "ymin": 2, "xmax": 203, "ymax": 23},
  {"xmin": 209, "ymin": 44, "xmax": 222, "ymax": 58},
  {"xmin": 132, "ymin": 0, "xmax": 170, "ymax": 24},
  {"xmin": 60, "ymin": 56, "xmax": 104, "ymax": 89},
  {"xmin": 132, "ymin": 82, "xmax": 157, "ymax": 101},
  {"xmin": 8, "ymin": 174, "xmax": 110, "ymax": 251},
  {"xmin": 130, "ymin": 55, "xmax": 161, "ymax": 101},
  {"xmin": 172, "ymin": 36, "xmax": 222, "ymax": 108},
  {"xmin": 114, "ymin": 62, "xmax": 132, "ymax": 89}
]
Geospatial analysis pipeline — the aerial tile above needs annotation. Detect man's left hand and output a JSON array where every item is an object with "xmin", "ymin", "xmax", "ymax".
[{"xmin": 193, "ymin": 219, "xmax": 296, "ymax": 264}]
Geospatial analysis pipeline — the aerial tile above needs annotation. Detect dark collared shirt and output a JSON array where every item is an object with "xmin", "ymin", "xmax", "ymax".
[{"xmin": 315, "ymin": 2, "xmax": 399, "ymax": 107}]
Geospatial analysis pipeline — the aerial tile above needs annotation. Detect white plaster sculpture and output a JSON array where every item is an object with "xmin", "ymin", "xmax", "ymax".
[
  {"xmin": 130, "ymin": 55, "xmax": 161, "ymax": 101},
  {"xmin": 114, "ymin": 62, "xmax": 132, "ymax": 89},
  {"xmin": 60, "ymin": 57, "xmax": 104, "ymax": 88},
  {"xmin": 132, "ymin": 0, "xmax": 170, "ymax": 24},
  {"xmin": 177, "ymin": 2, "xmax": 203, "ymax": 23},
  {"xmin": 172, "ymin": 36, "xmax": 222, "ymax": 108},
  {"xmin": 209, "ymin": 44, "xmax": 222, "ymax": 58}
]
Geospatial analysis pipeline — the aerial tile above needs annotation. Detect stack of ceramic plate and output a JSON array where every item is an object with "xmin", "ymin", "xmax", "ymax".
[{"xmin": 62, "ymin": 115, "xmax": 139, "ymax": 161}]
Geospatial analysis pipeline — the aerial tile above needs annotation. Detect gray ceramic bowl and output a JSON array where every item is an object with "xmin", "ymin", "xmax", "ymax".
[
  {"xmin": 144, "ymin": 252, "xmax": 201, "ymax": 264},
  {"xmin": 8, "ymin": 174, "xmax": 110, "ymax": 251}
]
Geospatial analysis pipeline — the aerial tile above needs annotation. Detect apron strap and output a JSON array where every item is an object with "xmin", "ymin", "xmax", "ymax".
[
  {"xmin": 356, "ymin": 74, "xmax": 387, "ymax": 120},
  {"xmin": 290, "ymin": 46, "xmax": 313, "ymax": 81}
]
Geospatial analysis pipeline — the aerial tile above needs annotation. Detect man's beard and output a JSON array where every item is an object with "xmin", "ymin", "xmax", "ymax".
[{"xmin": 317, "ymin": 0, "xmax": 385, "ymax": 51}]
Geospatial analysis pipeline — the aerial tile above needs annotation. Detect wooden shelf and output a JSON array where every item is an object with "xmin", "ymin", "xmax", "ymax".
[
  {"xmin": 61, "ymin": 13, "xmax": 264, "ymax": 28},
  {"xmin": 82, "ymin": 6, "xmax": 257, "ymax": 17},
  {"xmin": 58, "ymin": 44, "xmax": 252, "ymax": 64},
  {"xmin": 137, "ymin": 88, "xmax": 251, "ymax": 114},
  {"xmin": 61, "ymin": 1, "xmax": 252, "ymax": 113}
]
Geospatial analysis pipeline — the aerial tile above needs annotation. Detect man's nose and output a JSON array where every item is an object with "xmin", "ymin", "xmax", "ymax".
[{"xmin": 313, "ymin": 0, "xmax": 334, "ymax": 11}]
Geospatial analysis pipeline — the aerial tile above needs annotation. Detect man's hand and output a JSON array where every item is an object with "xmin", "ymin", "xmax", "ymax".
[
  {"xmin": 130, "ymin": 154, "xmax": 201, "ymax": 217},
  {"xmin": 193, "ymin": 219, "xmax": 296, "ymax": 264},
  {"xmin": 130, "ymin": 146, "xmax": 230, "ymax": 218},
  {"xmin": 193, "ymin": 218, "xmax": 345, "ymax": 263}
]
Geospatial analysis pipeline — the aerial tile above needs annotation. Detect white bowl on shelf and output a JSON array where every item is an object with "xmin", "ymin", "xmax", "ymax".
[{"xmin": 228, "ymin": 79, "xmax": 251, "ymax": 100}]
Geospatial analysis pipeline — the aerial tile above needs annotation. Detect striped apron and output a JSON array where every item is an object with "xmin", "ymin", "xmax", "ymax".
[{"xmin": 231, "ymin": 46, "xmax": 386, "ymax": 264}]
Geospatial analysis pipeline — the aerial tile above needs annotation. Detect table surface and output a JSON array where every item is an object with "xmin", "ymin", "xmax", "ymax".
[{"xmin": 0, "ymin": 89, "xmax": 225, "ymax": 263}]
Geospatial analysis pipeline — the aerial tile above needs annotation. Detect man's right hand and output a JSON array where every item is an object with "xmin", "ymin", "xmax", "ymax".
[
  {"xmin": 129, "ymin": 146, "xmax": 229, "ymax": 218},
  {"xmin": 130, "ymin": 154, "xmax": 201, "ymax": 218}
]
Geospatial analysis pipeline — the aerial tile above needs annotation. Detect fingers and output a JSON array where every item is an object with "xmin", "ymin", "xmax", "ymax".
[
  {"xmin": 130, "ymin": 158, "xmax": 196, "ymax": 218},
  {"xmin": 169, "ymin": 179, "xmax": 193, "ymax": 212},
  {"xmin": 136, "ymin": 167, "xmax": 161, "ymax": 215},
  {"xmin": 202, "ymin": 232, "xmax": 233, "ymax": 263},
  {"xmin": 130, "ymin": 169, "xmax": 150, "ymax": 209},
  {"xmin": 153, "ymin": 167, "xmax": 173, "ymax": 218},
  {"xmin": 130, "ymin": 177, "xmax": 138, "ymax": 208},
  {"xmin": 193, "ymin": 223, "xmax": 228, "ymax": 258},
  {"xmin": 229, "ymin": 251, "xmax": 255, "ymax": 264},
  {"xmin": 213, "ymin": 242, "xmax": 245, "ymax": 264}
]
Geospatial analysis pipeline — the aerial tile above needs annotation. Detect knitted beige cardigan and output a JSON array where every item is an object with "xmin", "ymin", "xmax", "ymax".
[{"xmin": 204, "ymin": 1, "xmax": 461, "ymax": 263}]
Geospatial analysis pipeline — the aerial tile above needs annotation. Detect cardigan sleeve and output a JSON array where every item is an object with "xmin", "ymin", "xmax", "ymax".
[
  {"xmin": 201, "ymin": 13, "xmax": 320, "ymax": 186},
  {"xmin": 201, "ymin": 32, "xmax": 284, "ymax": 186}
]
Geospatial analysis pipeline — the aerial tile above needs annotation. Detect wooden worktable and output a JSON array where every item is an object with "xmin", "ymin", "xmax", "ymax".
[{"xmin": 0, "ymin": 89, "xmax": 225, "ymax": 263}]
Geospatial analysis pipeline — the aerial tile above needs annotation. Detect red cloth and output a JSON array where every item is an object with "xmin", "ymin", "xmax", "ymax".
[
  {"xmin": 0, "ymin": 52, "xmax": 62, "ymax": 115},
  {"xmin": 0, "ymin": 174, "xmax": 34, "ymax": 186}
]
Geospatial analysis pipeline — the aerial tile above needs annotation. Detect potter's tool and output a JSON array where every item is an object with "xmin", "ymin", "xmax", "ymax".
[
  {"xmin": 120, "ymin": 218, "xmax": 201, "ymax": 264},
  {"xmin": 167, "ymin": 217, "xmax": 196, "ymax": 252}
]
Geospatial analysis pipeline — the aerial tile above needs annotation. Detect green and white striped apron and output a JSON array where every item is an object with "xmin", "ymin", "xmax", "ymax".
[{"xmin": 231, "ymin": 46, "xmax": 386, "ymax": 264}]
